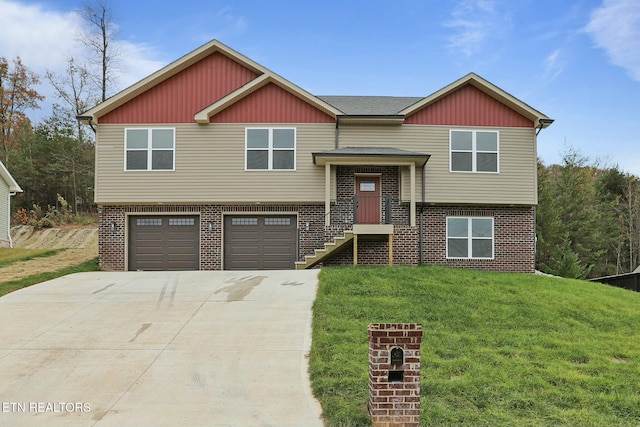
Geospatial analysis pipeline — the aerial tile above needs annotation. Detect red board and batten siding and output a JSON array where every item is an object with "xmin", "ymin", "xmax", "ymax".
[
  {"xmin": 210, "ymin": 83, "xmax": 334, "ymax": 123},
  {"xmin": 100, "ymin": 52, "xmax": 258, "ymax": 124},
  {"xmin": 405, "ymin": 84, "xmax": 534, "ymax": 128}
]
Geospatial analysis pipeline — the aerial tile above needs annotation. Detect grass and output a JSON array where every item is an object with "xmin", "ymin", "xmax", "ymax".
[
  {"xmin": 0, "ymin": 258, "xmax": 100, "ymax": 297},
  {"xmin": 0, "ymin": 248, "xmax": 63, "ymax": 267},
  {"xmin": 310, "ymin": 266, "xmax": 640, "ymax": 427}
]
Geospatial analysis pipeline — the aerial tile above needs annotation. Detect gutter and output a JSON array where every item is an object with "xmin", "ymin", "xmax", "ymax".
[{"xmin": 76, "ymin": 115, "xmax": 97, "ymax": 134}]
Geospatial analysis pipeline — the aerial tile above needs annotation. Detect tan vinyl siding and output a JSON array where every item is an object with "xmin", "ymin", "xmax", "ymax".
[
  {"xmin": 0, "ymin": 178, "xmax": 9, "ymax": 243},
  {"xmin": 95, "ymin": 123, "xmax": 335, "ymax": 204},
  {"xmin": 339, "ymin": 125, "xmax": 537, "ymax": 205}
]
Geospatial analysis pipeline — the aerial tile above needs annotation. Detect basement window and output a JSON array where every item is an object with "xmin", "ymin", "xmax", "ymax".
[{"xmin": 446, "ymin": 217, "xmax": 494, "ymax": 259}]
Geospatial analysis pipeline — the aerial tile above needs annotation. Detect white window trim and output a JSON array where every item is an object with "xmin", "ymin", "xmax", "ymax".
[
  {"xmin": 124, "ymin": 128, "xmax": 176, "ymax": 172},
  {"xmin": 245, "ymin": 127, "xmax": 296, "ymax": 171},
  {"xmin": 449, "ymin": 129, "xmax": 500, "ymax": 173},
  {"xmin": 446, "ymin": 216, "xmax": 495, "ymax": 260}
]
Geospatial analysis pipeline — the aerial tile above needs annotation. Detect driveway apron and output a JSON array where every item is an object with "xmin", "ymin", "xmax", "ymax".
[{"xmin": 0, "ymin": 270, "xmax": 324, "ymax": 427}]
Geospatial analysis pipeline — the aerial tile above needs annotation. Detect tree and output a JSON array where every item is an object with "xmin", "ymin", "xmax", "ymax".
[
  {"xmin": 536, "ymin": 148, "xmax": 615, "ymax": 277},
  {"xmin": 79, "ymin": 0, "xmax": 120, "ymax": 102},
  {"xmin": 0, "ymin": 57, "xmax": 43, "ymax": 164},
  {"xmin": 9, "ymin": 114, "xmax": 94, "ymax": 213},
  {"xmin": 46, "ymin": 58, "xmax": 97, "ymax": 144}
]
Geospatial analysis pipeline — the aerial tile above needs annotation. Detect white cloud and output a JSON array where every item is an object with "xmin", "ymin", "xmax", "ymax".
[
  {"xmin": 0, "ymin": 0, "xmax": 165, "ymax": 119},
  {"xmin": 585, "ymin": 0, "xmax": 640, "ymax": 81},
  {"xmin": 0, "ymin": 0, "xmax": 82, "ymax": 72},
  {"xmin": 544, "ymin": 49, "xmax": 565, "ymax": 79},
  {"xmin": 445, "ymin": 0, "xmax": 501, "ymax": 56}
]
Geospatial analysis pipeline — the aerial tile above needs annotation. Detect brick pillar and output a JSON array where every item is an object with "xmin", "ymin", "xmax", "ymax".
[{"xmin": 368, "ymin": 323, "xmax": 422, "ymax": 427}]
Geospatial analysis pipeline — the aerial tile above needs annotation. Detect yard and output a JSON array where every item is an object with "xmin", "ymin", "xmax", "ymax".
[
  {"xmin": 310, "ymin": 266, "xmax": 640, "ymax": 427},
  {"xmin": 0, "ymin": 225, "xmax": 99, "ymax": 296}
]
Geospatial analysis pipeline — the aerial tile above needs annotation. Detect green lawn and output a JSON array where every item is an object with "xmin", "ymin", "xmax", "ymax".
[
  {"xmin": 310, "ymin": 266, "xmax": 640, "ymax": 427},
  {"xmin": 0, "ymin": 248, "xmax": 62, "ymax": 267}
]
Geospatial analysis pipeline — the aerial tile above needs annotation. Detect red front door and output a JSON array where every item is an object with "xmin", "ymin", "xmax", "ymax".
[{"xmin": 355, "ymin": 176, "xmax": 380, "ymax": 224}]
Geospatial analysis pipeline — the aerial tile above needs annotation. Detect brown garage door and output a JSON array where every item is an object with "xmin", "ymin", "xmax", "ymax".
[
  {"xmin": 224, "ymin": 215, "xmax": 297, "ymax": 270},
  {"xmin": 128, "ymin": 215, "xmax": 200, "ymax": 271}
]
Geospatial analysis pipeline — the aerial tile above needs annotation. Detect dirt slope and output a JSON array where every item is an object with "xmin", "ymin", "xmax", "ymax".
[{"xmin": 1, "ymin": 225, "xmax": 98, "ymax": 282}]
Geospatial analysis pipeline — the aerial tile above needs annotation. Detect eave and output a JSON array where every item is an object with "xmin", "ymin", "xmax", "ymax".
[
  {"xmin": 0, "ymin": 161, "xmax": 22, "ymax": 193},
  {"xmin": 336, "ymin": 115, "xmax": 405, "ymax": 126},
  {"xmin": 195, "ymin": 74, "xmax": 343, "ymax": 123},
  {"xmin": 79, "ymin": 40, "xmax": 272, "ymax": 124},
  {"xmin": 400, "ymin": 72, "xmax": 553, "ymax": 127}
]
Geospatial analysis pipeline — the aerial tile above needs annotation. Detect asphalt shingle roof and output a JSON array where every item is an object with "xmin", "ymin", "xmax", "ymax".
[{"xmin": 317, "ymin": 96, "xmax": 423, "ymax": 115}]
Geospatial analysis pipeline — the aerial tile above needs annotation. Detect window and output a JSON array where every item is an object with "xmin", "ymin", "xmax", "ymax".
[
  {"xmin": 450, "ymin": 130, "xmax": 498, "ymax": 173},
  {"xmin": 169, "ymin": 218, "xmax": 195, "ymax": 226},
  {"xmin": 246, "ymin": 128, "xmax": 295, "ymax": 170},
  {"xmin": 231, "ymin": 218, "xmax": 258, "ymax": 226},
  {"xmin": 125, "ymin": 128, "xmax": 175, "ymax": 171},
  {"xmin": 447, "ymin": 217, "xmax": 494, "ymax": 259},
  {"xmin": 136, "ymin": 218, "xmax": 162, "ymax": 226},
  {"xmin": 265, "ymin": 218, "xmax": 291, "ymax": 226}
]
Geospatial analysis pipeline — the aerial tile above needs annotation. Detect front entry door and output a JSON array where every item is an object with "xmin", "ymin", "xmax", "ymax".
[{"xmin": 355, "ymin": 176, "xmax": 380, "ymax": 224}]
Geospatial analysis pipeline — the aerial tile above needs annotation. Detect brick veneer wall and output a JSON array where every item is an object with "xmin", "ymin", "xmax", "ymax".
[
  {"xmin": 368, "ymin": 323, "xmax": 422, "ymax": 427},
  {"xmin": 98, "ymin": 203, "xmax": 325, "ymax": 271},
  {"xmin": 324, "ymin": 205, "xmax": 535, "ymax": 273},
  {"xmin": 421, "ymin": 205, "xmax": 536, "ymax": 273},
  {"xmin": 99, "ymin": 202, "xmax": 535, "ymax": 273}
]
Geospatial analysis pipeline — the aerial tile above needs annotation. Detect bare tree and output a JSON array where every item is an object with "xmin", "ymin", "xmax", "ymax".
[
  {"xmin": 46, "ymin": 58, "xmax": 97, "ymax": 143},
  {"xmin": 79, "ymin": 0, "xmax": 120, "ymax": 102}
]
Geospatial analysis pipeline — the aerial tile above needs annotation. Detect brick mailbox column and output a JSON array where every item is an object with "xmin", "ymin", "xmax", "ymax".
[{"xmin": 368, "ymin": 323, "xmax": 423, "ymax": 427}]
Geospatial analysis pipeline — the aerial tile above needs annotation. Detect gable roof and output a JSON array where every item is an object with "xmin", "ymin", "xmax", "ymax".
[
  {"xmin": 81, "ymin": 40, "xmax": 342, "ymax": 124},
  {"xmin": 400, "ymin": 72, "xmax": 553, "ymax": 128},
  {"xmin": 80, "ymin": 41, "xmax": 551, "ymax": 128},
  {"xmin": 0, "ymin": 161, "xmax": 22, "ymax": 193}
]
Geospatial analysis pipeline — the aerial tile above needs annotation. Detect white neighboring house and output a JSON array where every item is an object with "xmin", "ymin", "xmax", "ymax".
[{"xmin": 0, "ymin": 161, "xmax": 23, "ymax": 248}]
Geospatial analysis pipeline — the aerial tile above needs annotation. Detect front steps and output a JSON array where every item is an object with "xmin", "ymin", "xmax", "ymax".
[{"xmin": 295, "ymin": 231, "xmax": 354, "ymax": 270}]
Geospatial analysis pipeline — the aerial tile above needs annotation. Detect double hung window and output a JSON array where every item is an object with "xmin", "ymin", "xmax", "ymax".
[
  {"xmin": 450, "ymin": 130, "xmax": 499, "ymax": 173},
  {"xmin": 447, "ymin": 217, "xmax": 494, "ymax": 259},
  {"xmin": 246, "ymin": 128, "xmax": 295, "ymax": 170},
  {"xmin": 125, "ymin": 128, "xmax": 175, "ymax": 171}
]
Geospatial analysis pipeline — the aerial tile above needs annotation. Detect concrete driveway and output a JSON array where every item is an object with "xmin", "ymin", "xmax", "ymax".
[{"xmin": 0, "ymin": 270, "xmax": 324, "ymax": 427}]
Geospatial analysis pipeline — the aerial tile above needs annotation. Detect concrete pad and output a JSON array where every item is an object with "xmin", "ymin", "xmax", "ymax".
[{"xmin": 0, "ymin": 270, "xmax": 323, "ymax": 427}]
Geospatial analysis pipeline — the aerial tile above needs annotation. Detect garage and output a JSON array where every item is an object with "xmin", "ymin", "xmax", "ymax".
[
  {"xmin": 224, "ymin": 215, "xmax": 297, "ymax": 270},
  {"xmin": 128, "ymin": 215, "xmax": 200, "ymax": 271}
]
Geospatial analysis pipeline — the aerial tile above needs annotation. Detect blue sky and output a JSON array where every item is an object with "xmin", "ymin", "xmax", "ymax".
[{"xmin": 1, "ymin": 0, "xmax": 639, "ymax": 175}]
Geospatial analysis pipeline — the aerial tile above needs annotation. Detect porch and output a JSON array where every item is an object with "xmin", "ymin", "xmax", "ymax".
[{"xmin": 296, "ymin": 148, "xmax": 429, "ymax": 269}]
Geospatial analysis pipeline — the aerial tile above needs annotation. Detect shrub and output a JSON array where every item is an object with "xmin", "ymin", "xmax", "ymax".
[{"xmin": 37, "ymin": 218, "xmax": 55, "ymax": 228}]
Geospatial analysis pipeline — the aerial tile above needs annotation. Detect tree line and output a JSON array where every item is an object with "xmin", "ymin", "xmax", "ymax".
[
  {"xmin": 1, "ymin": 0, "xmax": 116, "ymax": 215},
  {"xmin": 537, "ymin": 150, "xmax": 640, "ymax": 278},
  {"xmin": 2, "ymin": 2, "xmax": 639, "ymax": 278}
]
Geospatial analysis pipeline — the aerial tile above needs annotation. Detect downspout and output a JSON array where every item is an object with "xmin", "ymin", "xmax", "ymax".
[
  {"xmin": 7, "ymin": 193, "xmax": 15, "ymax": 248},
  {"xmin": 335, "ymin": 116, "xmax": 341, "ymax": 149},
  {"xmin": 419, "ymin": 163, "xmax": 426, "ymax": 265}
]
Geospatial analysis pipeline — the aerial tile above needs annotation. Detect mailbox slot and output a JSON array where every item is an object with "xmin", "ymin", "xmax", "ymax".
[{"xmin": 388, "ymin": 370, "xmax": 404, "ymax": 383}]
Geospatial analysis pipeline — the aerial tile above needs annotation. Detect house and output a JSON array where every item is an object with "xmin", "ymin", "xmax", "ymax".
[
  {"xmin": 0, "ymin": 160, "xmax": 23, "ymax": 248},
  {"xmin": 79, "ymin": 40, "xmax": 553, "ymax": 273}
]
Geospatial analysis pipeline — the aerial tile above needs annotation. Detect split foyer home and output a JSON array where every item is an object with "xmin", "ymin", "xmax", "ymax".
[
  {"xmin": 79, "ymin": 40, "xmax": 553, "ymax": 273},
  {"xmin": 0, "ymin": 160, "xmax": 23, "ymax": 248}
]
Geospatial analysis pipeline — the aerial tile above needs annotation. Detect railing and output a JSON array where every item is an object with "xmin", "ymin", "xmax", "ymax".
[
  {"xmin": 589, "ymin": 271, "xmax": 640, "ymax": 292},
  {"xmin": 353, "ymin": 194, "xmax": 393, "ymax": 225}
]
